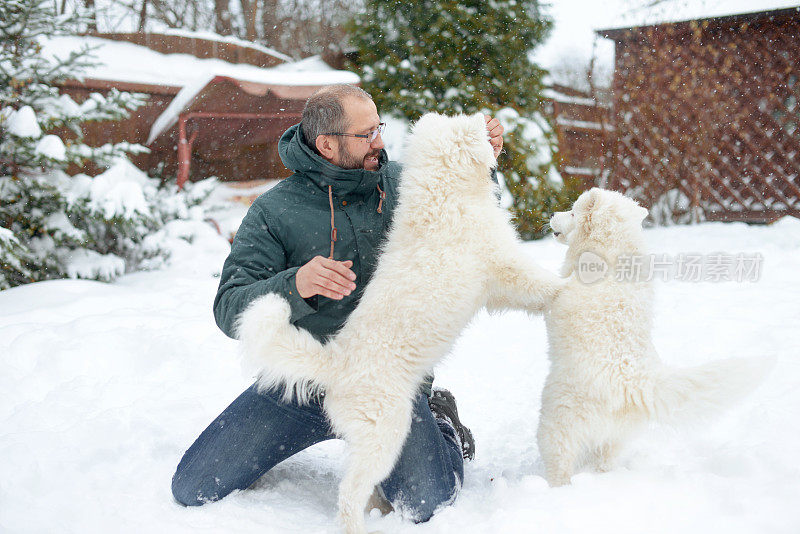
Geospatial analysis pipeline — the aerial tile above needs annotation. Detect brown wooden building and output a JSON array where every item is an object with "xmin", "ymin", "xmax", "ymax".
[
  {"xmin": 57, "ymin": 33, "xmax": 357, "ymax": 184},
  {"xmin": 543, "ymin": 84, "xmax": 610, "ymax": 189},
  {"xmin": 598, "ymin": 7, "xmax": 800, "ymax": 223},
  {"xmin": 59, "ymin": 76, "xmax": 181, "ymax": 178},
  {"xmin": 145, "ymin": 76, "xmax": 326, "ymax": 188}
]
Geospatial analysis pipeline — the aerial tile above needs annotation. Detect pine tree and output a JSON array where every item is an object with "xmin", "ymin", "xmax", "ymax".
[
  {"xmin": 0, "ymin": 1, "xmax": 147, "ymax": 173},
  {"xmin": 0, "ymin": 0, "xmax": 212, "ymax": 289},
  {"xmin": 347, "ymin": 0, "xmax": 582, "ymax": 239}
]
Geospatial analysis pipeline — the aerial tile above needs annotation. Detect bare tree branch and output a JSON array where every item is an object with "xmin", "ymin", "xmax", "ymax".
[
  {"xmin": 137, "ymin": 0, "xmax": 148, "ymax": 33},
  {"xmin": 215, "ymin": 0, "xmax": 233, "ymax": 35}
]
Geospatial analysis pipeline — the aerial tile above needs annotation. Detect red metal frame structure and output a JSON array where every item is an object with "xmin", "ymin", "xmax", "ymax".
[
  {"xmin": 176, "ymin": 112, "xmax": 287, "ymax": 189},
  {"xmin": 148, "ymin": 76, "xmax": 330, "ymax": 185}
]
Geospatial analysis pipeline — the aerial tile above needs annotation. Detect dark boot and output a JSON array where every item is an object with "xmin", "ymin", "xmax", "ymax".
[{"xmin": 428, "ymin": 388, "xmax": 475, "ymax": 461}]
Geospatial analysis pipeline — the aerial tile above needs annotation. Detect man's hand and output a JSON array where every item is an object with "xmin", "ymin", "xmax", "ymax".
[
  {"xmin": 485, "ymin": 115, "xmax": 504, "ymax": 158},
  {"xmin": 296, "ymin": 256, "xmax": 357, "ymax": 300}
]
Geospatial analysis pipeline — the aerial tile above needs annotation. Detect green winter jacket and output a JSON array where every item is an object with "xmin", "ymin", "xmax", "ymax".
[{"xmin": 213, "ymin": 122, "xmax": 402, "ymax": 344}]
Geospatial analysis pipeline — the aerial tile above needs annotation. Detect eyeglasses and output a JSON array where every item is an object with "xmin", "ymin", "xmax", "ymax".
[{"xmin": 325, "ymin": 122, "xmax": 385, "ymax": 143}]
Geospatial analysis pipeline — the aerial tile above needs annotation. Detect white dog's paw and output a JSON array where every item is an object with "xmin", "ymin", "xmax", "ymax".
[
  {"xmin": 521, "ymin": 273, "xmax": 566, "ymax": 314},
  {"xmin": 543, "ymin": 275, "xmax": 568, "ymax": 301},
  {"xmin": 545, "ymin": 472, "xmax": 572, "ymax": 487},
  {"xmin": 338, "ymin": 506, "xmax": 368, "ymax": 534}
]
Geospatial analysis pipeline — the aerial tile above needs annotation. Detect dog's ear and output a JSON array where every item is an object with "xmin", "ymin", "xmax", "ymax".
[
  {"xmin": 581, "ymin": 188, "xmax": 601, "ymax": 226},
  {"xmin": 449, "ymin": 114, "xmax": 495, "ymax": 172},
  {"xmin": 584, "ymin": 188, "xmax": 601, "ymax": 212},
  {"xmin": 635, "ymin": 205, "xmax": 649, "ymax": 222},
  {"xmin": 572, "ymin": 189, "xmax": 600, "ymax": 242}
]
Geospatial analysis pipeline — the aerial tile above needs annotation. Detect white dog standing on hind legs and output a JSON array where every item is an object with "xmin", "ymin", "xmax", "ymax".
[
  {"xmin": 237, "ymin": 112, "xmax": 563, "ymax": 534},
  {"xmin": 539, "ymin": 187, "xmax": 776, "ymax": 487}
]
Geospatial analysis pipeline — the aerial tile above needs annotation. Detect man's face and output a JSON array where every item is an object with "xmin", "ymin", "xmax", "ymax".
[{"xmin": 331, "ymin": 96, "xmax": 384, "ymax": 171}]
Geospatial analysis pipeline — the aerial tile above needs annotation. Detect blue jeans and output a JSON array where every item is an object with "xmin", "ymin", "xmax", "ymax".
[{"xmin": 172, "ymin": 384, "xmax": 464, "ymax": 522}]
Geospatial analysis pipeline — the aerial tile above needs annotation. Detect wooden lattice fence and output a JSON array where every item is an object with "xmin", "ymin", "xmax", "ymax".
[{"xmin": 600, "ymin": 9, "xmax": 800, "ymax": 223}]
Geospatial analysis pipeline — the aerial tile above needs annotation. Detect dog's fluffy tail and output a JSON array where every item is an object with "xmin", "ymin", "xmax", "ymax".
[
  {"xmin": 648, "ymin": 355, "xmax": 775, "ymax": 424},
  {"xmin": 236, "ymin": 292, "xmax": 330, "ymax": 403}
]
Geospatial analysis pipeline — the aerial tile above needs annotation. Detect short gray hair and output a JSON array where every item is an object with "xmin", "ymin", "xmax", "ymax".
[{"xmin": 301, "ymin": 84, "xmax": 373, "ymax": 148}]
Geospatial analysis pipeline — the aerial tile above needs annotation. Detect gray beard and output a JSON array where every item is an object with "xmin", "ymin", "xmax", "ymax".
[
  {"xmin": 337, "ymin": 145, "xmax": 379, "ymax": 170},
  {"xmin": 337, "ymin": 144, "xmax": 364, "ymax": 170}
]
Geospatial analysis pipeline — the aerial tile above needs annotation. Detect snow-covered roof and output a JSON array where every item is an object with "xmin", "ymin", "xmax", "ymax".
[
  {"xmin": 146, "ymin": 75, "xmax": 301, "ymax": 144},
  {"xmin": 40, "ymin": 35, "xmax": 359, "ymax": 91},
  {"xmin": 157, "ymin": 28, "xmax": 293, "ymax": 63},
  {"xmin": 602, "ymin": 0, "xmax": 800, "ymax": 32}
]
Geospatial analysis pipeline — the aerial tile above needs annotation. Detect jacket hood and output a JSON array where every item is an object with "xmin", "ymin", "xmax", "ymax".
[{"xmin": 278, "ymin": 123, "xmax": 389, "ymax": 198}]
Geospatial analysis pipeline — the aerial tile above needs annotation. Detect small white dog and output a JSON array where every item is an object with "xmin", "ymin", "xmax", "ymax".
[
  {"xmin": 539, "ymin": 187, "xmax": 773, "ymax": 486},
  {"xmin": 237, "ymin": 112, "xmax": 562, "ymax": 534}
]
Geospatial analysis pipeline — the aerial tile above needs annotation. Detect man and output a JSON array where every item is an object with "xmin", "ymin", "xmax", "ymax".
[{"xmin": 171, "ymin": 84, "xmax": 504, "ymax": 522}]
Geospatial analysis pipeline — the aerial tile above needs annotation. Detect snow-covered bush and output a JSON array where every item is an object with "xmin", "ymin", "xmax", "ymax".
[
  {"xmin": 648, "ymin": 188, "xmax": 705, "ymax": 226},
  {"xmin": 1, "ymin": 0, "xmax": 218, "ymax": 289},
  {"xmin": 0, "ymin": 156, "xmax": 220, "ymax": 289},
  {"xmin": 0, "ymin": 226, "xmax": 34, "ymax": 287}
]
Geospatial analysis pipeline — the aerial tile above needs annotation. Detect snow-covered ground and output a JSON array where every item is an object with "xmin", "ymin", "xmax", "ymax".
[{"xmin": 2, "ymin": 215, "xmax": 799, "ymax": 533}]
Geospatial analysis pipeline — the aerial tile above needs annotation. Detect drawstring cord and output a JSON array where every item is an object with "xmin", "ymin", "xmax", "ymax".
[
  {"xmin": 327, "ymin": 183, "xmax": 386, "ymax": 260},
  {"xmin": 328, "ymin": 185, "xmax": 337, "ymax": 259},
  {"xmin": 376, "ymin": 183, "xmax": 386, "ymax": 214}
]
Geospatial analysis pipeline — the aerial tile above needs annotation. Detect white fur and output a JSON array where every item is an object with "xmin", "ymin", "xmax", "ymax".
[
  {"xmin": 539, "ymin": 187, "xmax": 775, "ymax": 487},
  {"xmin": 237, "ymin": 112, "xmax": 563, "ymax": 534}
]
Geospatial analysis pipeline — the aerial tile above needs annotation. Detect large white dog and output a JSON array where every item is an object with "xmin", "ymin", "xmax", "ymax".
[
  {"xmin": 539, "ymin": 187, "xmax": 773, "ymax": 487},
  {"xmin": 237, "ymin": 112, "xmax": 562, "ymax": 534}
]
